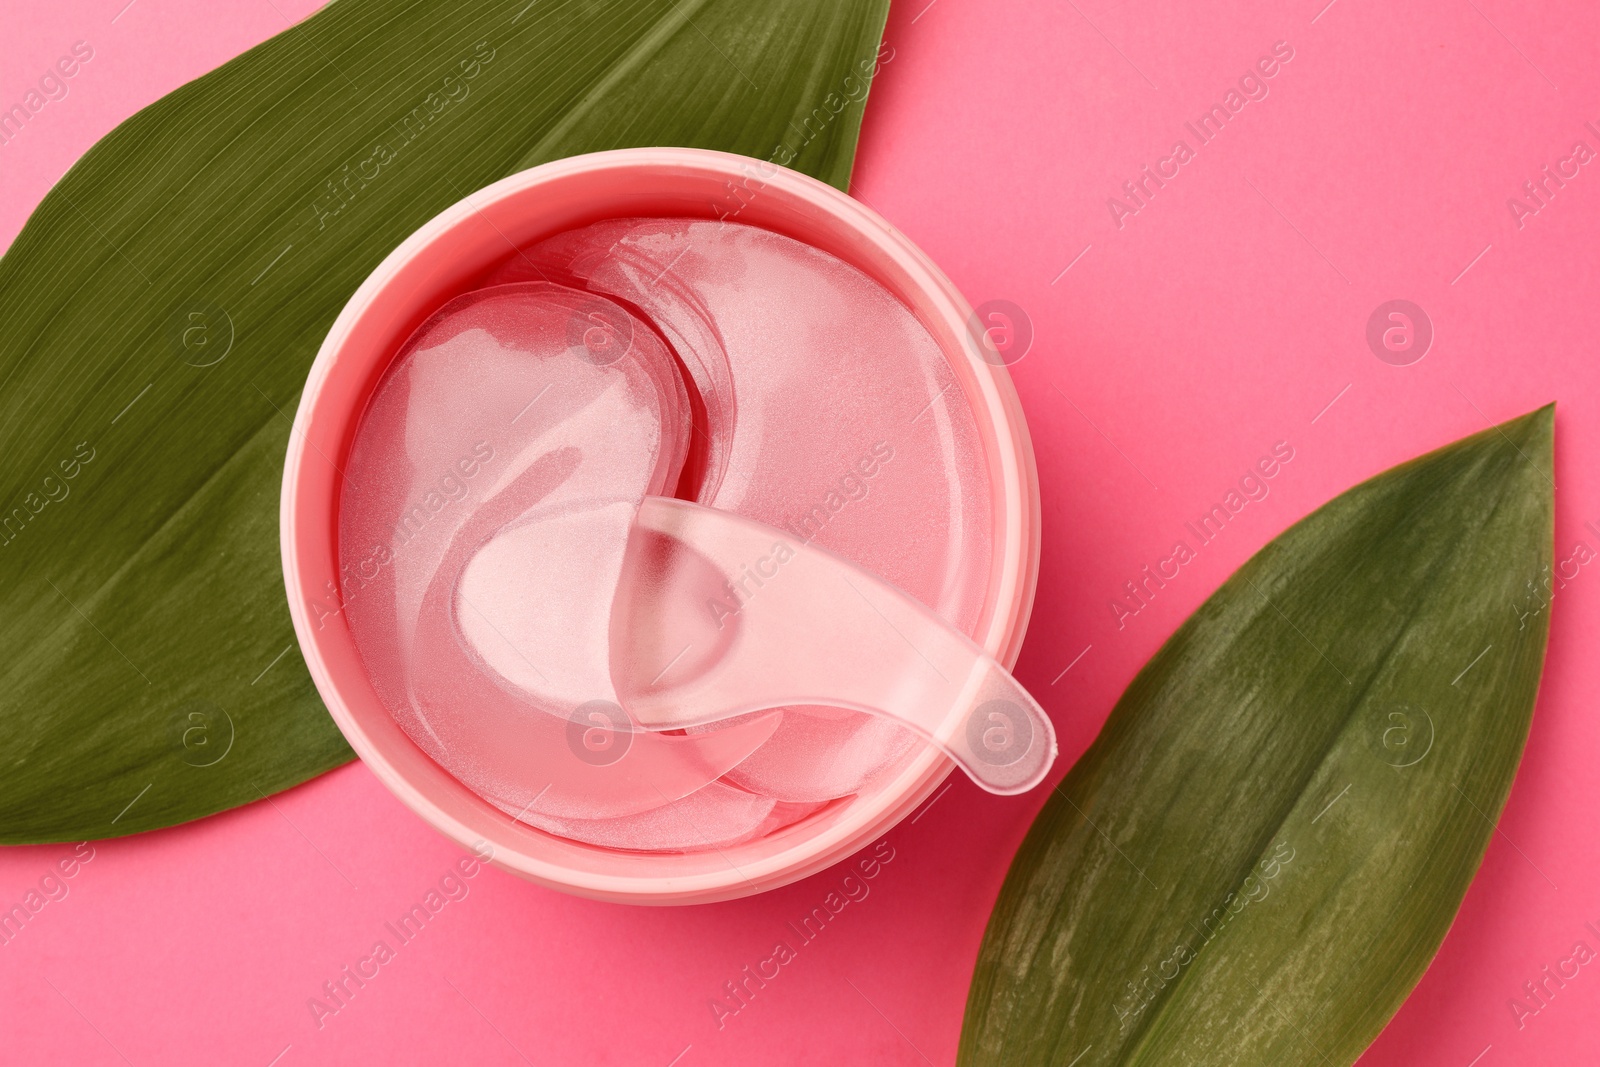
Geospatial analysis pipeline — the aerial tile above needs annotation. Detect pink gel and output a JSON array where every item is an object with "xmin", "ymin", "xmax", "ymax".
[
  {"xmin": 340, "ymin": 222, "xmax": 1049, "ymax": 852},
  {"xmin": 501, "ymin": 219, "xmax": 997, "ymax": 803},
  {"xmin": 339, "ymin": 283, "xmax": 779, "ymax": 822}
]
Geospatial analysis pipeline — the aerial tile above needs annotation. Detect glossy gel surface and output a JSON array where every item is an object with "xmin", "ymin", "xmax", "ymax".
[{"xmin": 341, "ymin": 221, "xmax": 1025, "ymax": 852}]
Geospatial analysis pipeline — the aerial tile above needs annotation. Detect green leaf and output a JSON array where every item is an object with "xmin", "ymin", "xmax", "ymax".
[
  {"xmin": 961, "ymin": 407, "xmax": 1555, "ymax": 1066},
  {"xmin": 0, "ymin": 0, "xmax": 889, "ymax": 842}
]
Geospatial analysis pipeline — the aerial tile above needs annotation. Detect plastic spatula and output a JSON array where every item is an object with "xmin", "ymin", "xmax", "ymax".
[{"xmin": 612, "ymin": 497, "xmax": 1057, "ymax": 795}]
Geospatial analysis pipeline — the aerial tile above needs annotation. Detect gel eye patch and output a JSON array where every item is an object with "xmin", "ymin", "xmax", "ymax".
[{"xmin": 339, "ymin": 221, "xmax": 1055, "ymax": 852}]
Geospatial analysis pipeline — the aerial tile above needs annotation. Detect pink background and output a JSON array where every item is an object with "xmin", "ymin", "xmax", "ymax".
[{"xmin": 3, "ymin": 0, "xmax": 1598, "ymax": 1064}]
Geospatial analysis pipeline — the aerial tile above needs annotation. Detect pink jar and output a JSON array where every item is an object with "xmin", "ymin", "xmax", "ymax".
[{"xmin": 280, "ymin": 148, "xmax": 1040, "ymax": 904}]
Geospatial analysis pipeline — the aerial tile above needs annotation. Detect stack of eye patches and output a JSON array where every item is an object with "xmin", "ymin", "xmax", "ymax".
[{"xmin": 339, "ymin": 219, "xmax": 1052, "ymax": 853}]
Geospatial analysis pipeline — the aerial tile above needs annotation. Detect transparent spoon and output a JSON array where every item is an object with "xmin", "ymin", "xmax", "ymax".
[{"xmin": 611, "ymin": 497, "xmax": 1057, "ymax": 795}]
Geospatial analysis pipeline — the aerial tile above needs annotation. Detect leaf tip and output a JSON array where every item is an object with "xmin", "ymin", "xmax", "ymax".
[{"xmin": 1483, "ymin": 403, "xmax": 1556, "ymax": 481}]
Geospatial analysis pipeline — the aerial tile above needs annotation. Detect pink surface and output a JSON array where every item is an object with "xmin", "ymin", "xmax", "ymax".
[{"xmin": 2, "ymin": 0, "xmax": 1597, "ymax": 1064}]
